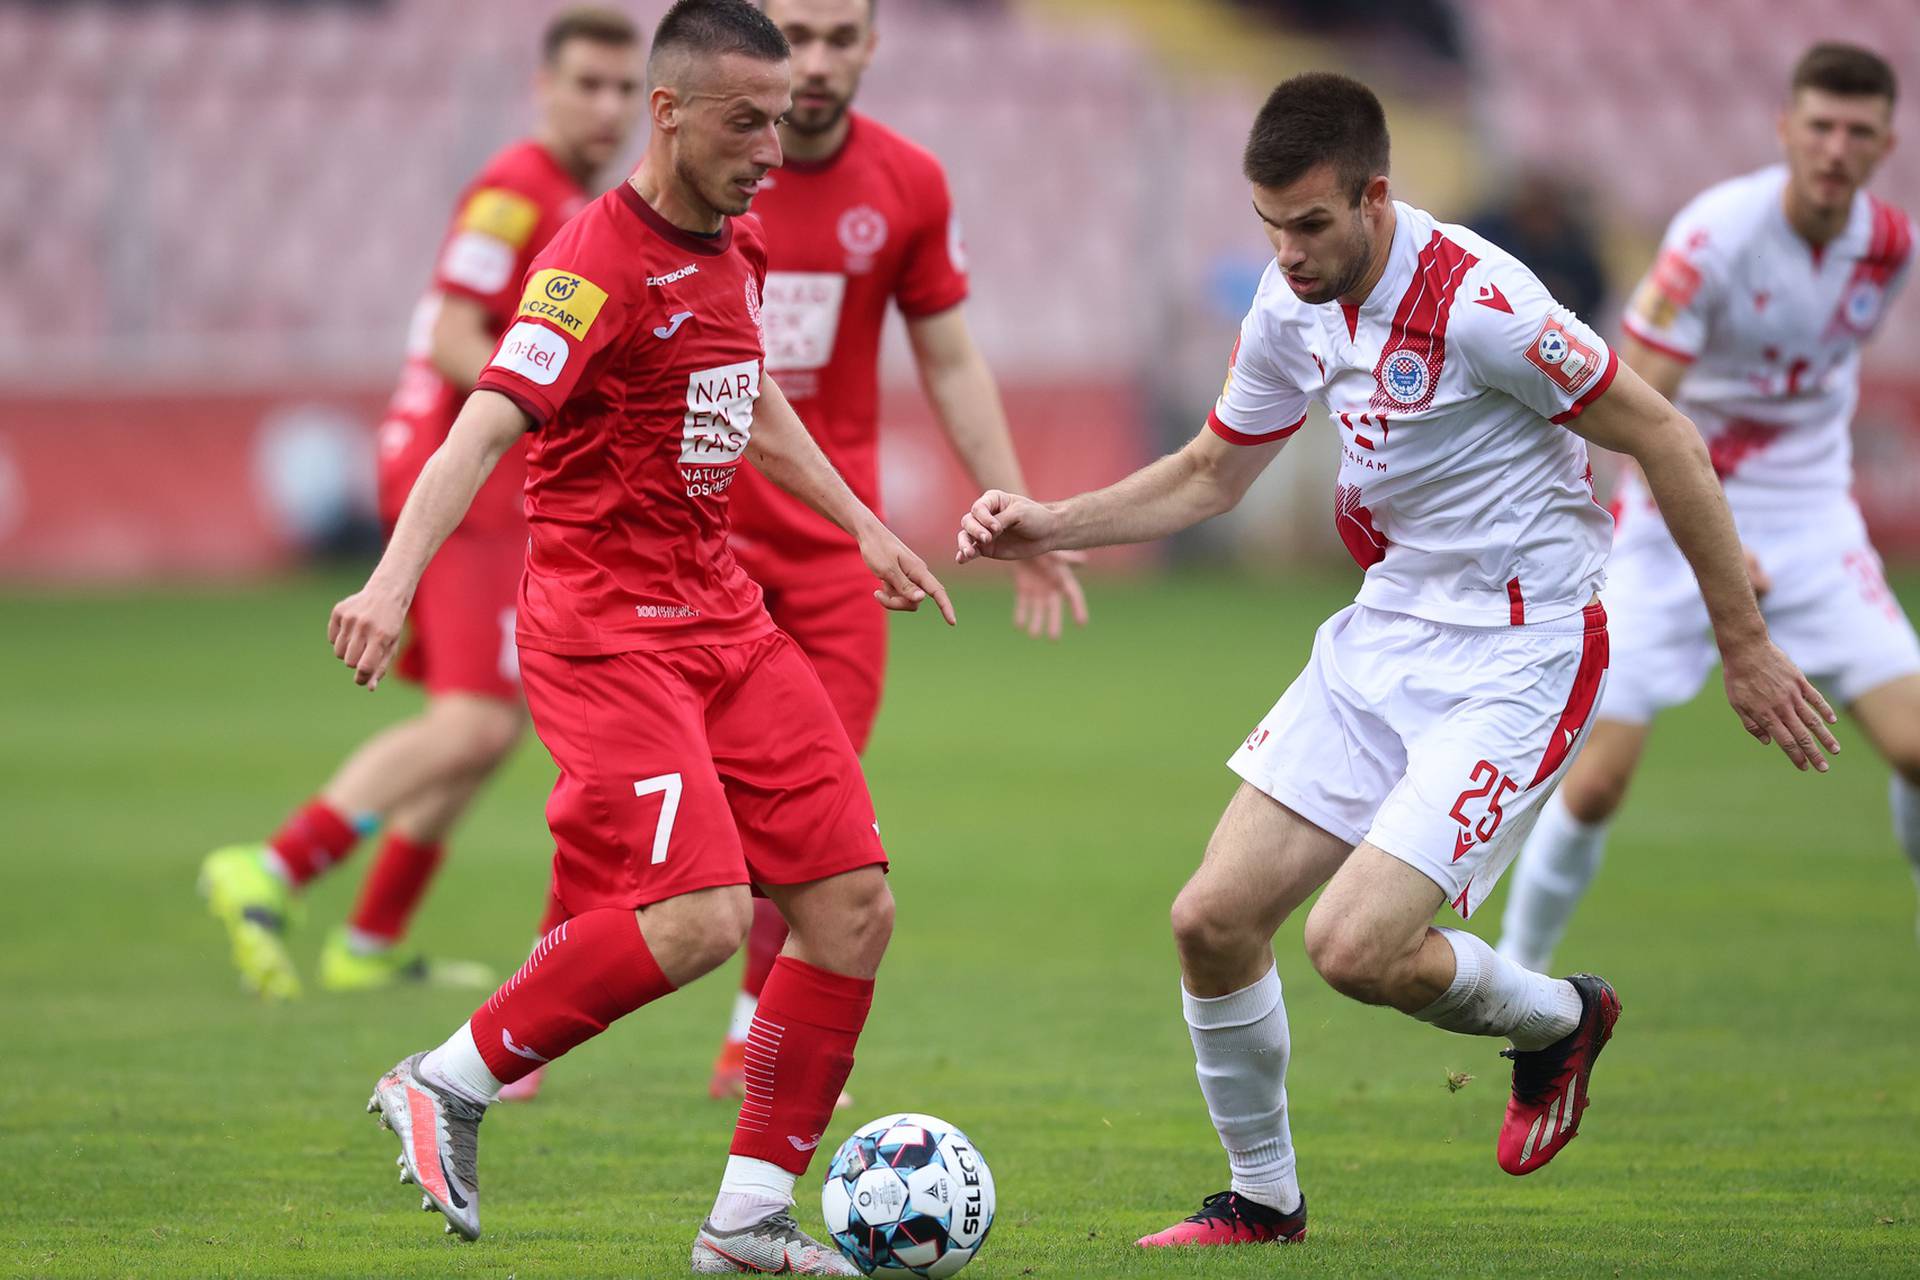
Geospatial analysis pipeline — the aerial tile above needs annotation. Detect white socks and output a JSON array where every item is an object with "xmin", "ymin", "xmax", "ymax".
[
  {"xmin": 1183, "ymin": 965, "xmax": 1300, "ymax": 1215},
  {"xmin": 1894, "ymin": 774, "xmax": 1920, "ymax": 885},
  {"xmin": 1497, "ymin": 793, "xmax": 1610, "ymax": 972},
  {"xmin": 1417, "ymin": 928, "xmax": 1581, "ymax": 1051},
  {"xmin": 727, "ymin": 991, "xmax": 758, "ymax": 1044},
  {"xmin": 711, "ymin": 1155, "xmax": 796, "ymax": 1230},
  {"xmin": 420, "ymin": 1021, "xmax": 503, "ymax": 1106}
]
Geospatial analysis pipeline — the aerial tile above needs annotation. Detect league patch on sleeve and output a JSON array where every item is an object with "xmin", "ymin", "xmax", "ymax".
[
  {"xmin": 1525, "ymin": 316, "xmax": 1603, "ymax": 396},
  {"xmin": 517, "ymin": 269, "xmax": 611, "ymax": 339},
  {"xmin": 1630, "ymin": 277, "xmax": 1678, "ymax": 330},
  {"xmin": 1648, "ymin": 248, "xmax": 1703, "ymax": 307},
  {"xmin": 459, "ymin": 187, "xmax": 542, "ymax": 248}
]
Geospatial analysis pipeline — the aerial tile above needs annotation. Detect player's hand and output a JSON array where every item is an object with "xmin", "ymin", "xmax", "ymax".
[
  {"xmin": 328, "ymin": 582, "xmax": 410, "ymax": 689},
  {"xmin": 1010, "ymin": 552, "xmax": 1089, "ymax": 641},
  {"xmin": 956, "ymin": 490, "xmax": 1060, "ymax": 565},
  {"xmin": 1743, "ymin": 545, "xmax": 1773, "ymax": 598},
  {"xmin": 859, "ymin": 525, "xmax": 956, "ymax": 625},
  {"xmin": 1720, "ymin": 637, "xmax": 1839, "ymax": 772}
]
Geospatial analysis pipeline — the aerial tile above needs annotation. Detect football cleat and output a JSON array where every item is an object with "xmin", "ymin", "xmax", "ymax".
[
  {"xmin": 691, "ymin": 1211, "xmax": 860, "ymax": 1275},
  {"xmin": 317, "ymin": 927, "xmax": 495, "ymax": 993},
  {"xmin": 1497, "ymin": 972, "xmax": 1621, "ymax": 1175},
  {"xmin": 708, "ymin": 1038, "xmax": 748, "ymax": 1100},
  {"xmin": 367, "ymin": 1052, "xmax": 485, "ymax": 1241},
  {"xmin": 1136, "ymin": 1190, "xmax": 1307, "ymax": 1247},
  {"xmin": 197, "ymin": 845, "xmax": 301, "ymax": 1000},
  {"xmin": 496, "ymin": 1065, "xmax": 546, "ymax": 1104}
]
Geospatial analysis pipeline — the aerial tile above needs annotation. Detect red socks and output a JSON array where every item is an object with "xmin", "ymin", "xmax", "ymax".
[
  {"xmin": 346, "ymin": 834, "xmax": 445, "ymax": 942},
  {"xmin": 742, "ymin": 897, "xmax": 789, "ymax": 999},
  {"xmin": 730, "ymin": 956, "xmax": 874, "ymax": 1173},
  {"xmin": 469, "ymin": 908, "xmax": 674, "ymax": 1084},
  {"xmin": 266, "ymin": 798, "xmax": 360, "ymax": 886}
]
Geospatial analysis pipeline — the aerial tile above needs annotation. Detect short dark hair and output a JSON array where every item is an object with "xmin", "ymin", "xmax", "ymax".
[
  {"xmin": 652, "ymin": 0, "xmax": 790, "ymax": 70},
  {"xmin": 542, "ymin": 6, "xmax": 641, "ymax": 64},
  {"xmin": 1791, "ymin": 42, "xmax": 1898, "ymax": 104},
  {"xmin": 1243, "ymin": 72, "xmax": 1390, "ymax": 204}
]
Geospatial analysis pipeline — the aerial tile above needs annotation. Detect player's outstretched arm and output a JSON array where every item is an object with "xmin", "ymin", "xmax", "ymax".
[
  {"xmin": 1564, "ymin": 363, "xmax": 1839, "ymax": 771},
  {"xmin": 956, "ymin": 423, "xmax": 1286, "ymax": 565},
  {"xmin": 329, "ymin": 389, "xmax": 530, "ymax": 688},
  {"xmin": 906, "ymin": 308, "xmax": 1087, "ymax": 640},
  {"xmin": 747, "ymin": 375, "xmax": 955, "ymax": 625}
]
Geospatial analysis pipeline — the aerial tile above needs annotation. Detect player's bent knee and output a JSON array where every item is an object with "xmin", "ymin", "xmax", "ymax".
[
  {"xmin": 1302, "ymin": 907, "xmax": 1403, "ymax": 1006},
  {"xmin": 1558, "ymin": 764, "xmax": 1630, "ymax": 825},
  {"xmin": 641, "ymin": 887, "xmax": 754, "ymax": 983},
  {"xmin": 1169, "ymin": 886, "xmax": 1252, "ymax": 966}
]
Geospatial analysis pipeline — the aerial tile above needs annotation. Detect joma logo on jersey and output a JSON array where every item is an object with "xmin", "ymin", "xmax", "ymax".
[
  {"xmin": 517, "ymin": 269, "xmax": 609, "ymax": 337},
  {"xmin": 682, "ymin": 359, "xmax": 759, "ymax": 467}
]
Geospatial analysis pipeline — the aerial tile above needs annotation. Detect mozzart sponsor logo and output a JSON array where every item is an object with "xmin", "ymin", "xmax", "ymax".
[
  {"xmin": 489, "ymin": 322, "xmax": 568, "ymax": 385},
  {"xmin": 516, "ymin": 269, "xmax": 609, "ymax": 337}
]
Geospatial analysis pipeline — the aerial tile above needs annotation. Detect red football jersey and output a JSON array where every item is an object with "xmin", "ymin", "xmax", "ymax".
[
  {"xmin": 473, "ymin": 183, "xmax": 776, "ymax": 657},
  {"xmin": 377, "ymin": 141, "xmax": 587, "ymax": 533},
  {"xmin": 726, "ymin": 113, "xmax": 969, "ymax": 556}
]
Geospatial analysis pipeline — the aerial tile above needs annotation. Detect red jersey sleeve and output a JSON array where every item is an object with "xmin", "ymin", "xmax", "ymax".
[
  {"xmin": 474, "ymin": 257, "xmax": 627, "ymax": 426},
  {"xmin": 433, "ymin": 183, "xmax": 550, "ymax": 316},
  {"xmin": 893, "ymin": 156, "xmax": 970, "ymax": 319}
]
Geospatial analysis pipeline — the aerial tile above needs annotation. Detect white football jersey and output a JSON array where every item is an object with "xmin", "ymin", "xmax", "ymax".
[
  {"xmin": 1214, "ymin": 201, "xmax": 1616, "ymax": 627},
  {"xmin": 1621, "ymin": 164, "xmax": 1915, "ymax": 512}
]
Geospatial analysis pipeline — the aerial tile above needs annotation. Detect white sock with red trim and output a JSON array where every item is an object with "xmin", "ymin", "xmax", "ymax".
[
  {"xmin": 1183, "ymin": 965, "xmax": 1300, "ymax": 1215},
  {"xmin": 1418, "ymin": 928, "xmax": 1580, "ymax": 1051},
  {"xmin": 1496, "ymin": 792, "xmax": 1610, "ymax": 972}
]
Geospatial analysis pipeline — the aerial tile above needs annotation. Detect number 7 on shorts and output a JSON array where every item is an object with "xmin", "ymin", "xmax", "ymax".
[{"xmin": 633, "ymin": 773, "xmax": 683, "ymax": 865}]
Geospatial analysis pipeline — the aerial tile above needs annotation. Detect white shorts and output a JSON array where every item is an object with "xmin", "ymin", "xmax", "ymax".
[
  {"xmin": 1230, "ymin": 602, "xmax": 1610, "ymax": 919},
  {"xmin": 1600, "ymin": 497, "xmax": 1920, "ymax": 724}
]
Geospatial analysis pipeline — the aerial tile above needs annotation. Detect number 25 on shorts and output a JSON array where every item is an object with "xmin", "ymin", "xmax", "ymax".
[
  {"xmin": 1449, "ymin": 759, "xmax": 1517, "ymax": 855},
  {"xmin": 633, "ymin": 773, "xmax": 683, "ymax": 865}
]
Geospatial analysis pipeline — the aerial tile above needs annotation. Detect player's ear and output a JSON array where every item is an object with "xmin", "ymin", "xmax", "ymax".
[
  {"xmin": 1360, "ymin": 174, "xmax": 1390, "ymax": 216},
  {"xmin": 650, "ymin": 84, "xmax": 681, "ymax": 133}
]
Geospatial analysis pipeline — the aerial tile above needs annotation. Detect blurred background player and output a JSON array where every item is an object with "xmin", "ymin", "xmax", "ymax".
[
  {"xmin": 197, "ymin": 8, "xmax": 644, "ymax": 1000},
  {"xmin": 711, "ymin": 0, "xmax": 1088, "ymax": 1100},
  {"xmin": 956, "ymin": 72, "xmax": 1836, "ymax": 1246},
  {"xmin": 337, "ymin": 4, "xmax": 953, "ymax": 1267},
  {"xmin": 1498, "ymin": 43, "xmax": 1920, "ymax": 972}
]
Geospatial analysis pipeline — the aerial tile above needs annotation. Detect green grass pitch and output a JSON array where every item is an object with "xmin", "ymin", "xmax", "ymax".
[{"xmin": 3, "ymin": 569, "xmax": 1916, "ymax": 1278}]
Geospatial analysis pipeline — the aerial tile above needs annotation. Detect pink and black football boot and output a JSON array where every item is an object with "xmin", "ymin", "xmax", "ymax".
[
  {"xmin": 1497, "ymin": 972, "xmax": 1622, "ymax": 1175},
  {"xmin": 1136, "ymin": 1190, "xmax": 1306, "ymax": 1247}
]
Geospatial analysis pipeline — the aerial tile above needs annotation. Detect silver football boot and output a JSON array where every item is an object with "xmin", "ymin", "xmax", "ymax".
[
  {"xmin": 691, "ymin": 1210, "xmax": 859, "ymax": 1275},
  {"xmin": 366, "ymin": 1051, "xmax": 485, "ymax": 1241}
]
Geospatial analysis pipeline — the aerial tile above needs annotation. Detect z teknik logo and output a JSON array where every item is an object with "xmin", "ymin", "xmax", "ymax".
[{"xmin": 1381, "ymin": 350, "xmax": 1429, "ymax": 405}]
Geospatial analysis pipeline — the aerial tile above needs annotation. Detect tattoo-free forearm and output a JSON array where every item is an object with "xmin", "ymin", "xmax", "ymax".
[
  {"xmin": 372, "ymin": 395, "xmax": 522, "ymax": 597},
  {"xmin": 1047, "ymin": 439, "xmax": 1242, "ymax": 551},
  {"xmin": 923, "ymin": 355, "xmax": 1029, "ymax": 495},
  {"xmin": 1635, "ymin": 428, "xmax": 1767, "ymax": 650},
  {"xmin": 746, "ymin": 377, "xmax": 882, "ymax": 541}
]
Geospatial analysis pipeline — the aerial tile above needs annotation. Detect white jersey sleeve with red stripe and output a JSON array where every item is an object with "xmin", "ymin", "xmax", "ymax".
[
  {"xmin": 1209, "ymin": 261, "xmax": 1310, "ymax": 445},
  {"xmin": 1619, "ymin": 165, "xmax": 1915, "ymax": 511},
  {"xmin": 1209, "ymin": 203, "xmax": 1616, "ymax": 627}
]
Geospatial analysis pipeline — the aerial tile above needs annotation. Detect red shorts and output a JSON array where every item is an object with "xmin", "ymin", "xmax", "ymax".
[
  {"xmin": 520, "ymin": 630, "xmax": 888, "ymax": 913},
  {"xmin": 393, "ymin": 526, "xmax": 524, "ymax": 702},
  {"xmin": 745, "ymin": 548, "xmax": 888, "ymax": 753}
]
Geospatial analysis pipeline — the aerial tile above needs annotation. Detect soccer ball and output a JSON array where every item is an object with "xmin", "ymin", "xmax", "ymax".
[{"xmin": 820, "ymin": 1113, "xmax": 995, "ymax": 1277}]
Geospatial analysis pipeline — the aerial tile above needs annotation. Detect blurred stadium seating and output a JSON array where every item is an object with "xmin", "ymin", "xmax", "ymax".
[{"xmin": 1, "ymin": 0, "xmax": 1916, "ymax": 577}]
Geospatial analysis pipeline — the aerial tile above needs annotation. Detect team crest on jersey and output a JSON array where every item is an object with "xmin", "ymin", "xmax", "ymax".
[
  {"xmin": 838, "ymin": 205, "xmax": 889, "ymax": 270},
  {"xmin": 1525, "ymin": 316, "xmax": 1602, "ymax": 396},
  {"xmin": 1380, "ymin": 350, "xmax": 1429, "ymax": 405},
  {"xmin": 1841, "ymin": 280, "xmax": 1883, "ymax": 331},
  {"xmin": 744, "ymin": 275, "xmax": 767, "ymax": 350}
]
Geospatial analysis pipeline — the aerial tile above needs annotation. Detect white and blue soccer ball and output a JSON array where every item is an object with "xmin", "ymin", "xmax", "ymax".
[{"xmin": 820, "ymin": 1113, "xmax": 995, "ymax": 1277}]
